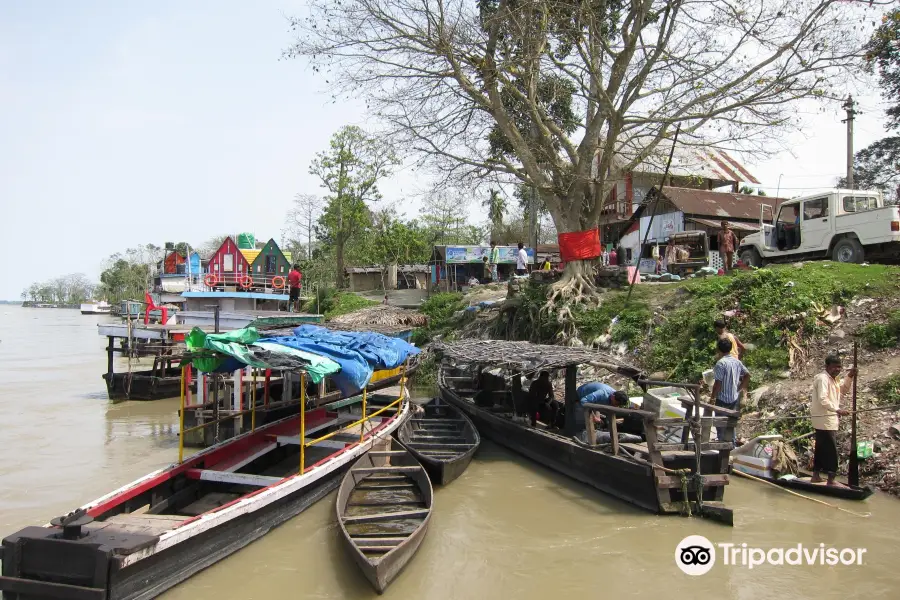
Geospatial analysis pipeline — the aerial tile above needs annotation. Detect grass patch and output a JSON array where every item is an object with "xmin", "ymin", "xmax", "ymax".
[
  {"xmin": 574, "ymin": 293, "xmax": 652, "ymax": 350},
  {"xmin": 411, "ymin": 292, "xmax": 466, "ymax": 344},
  {"xmin": 303, "ymin": 288, "xmax": 378, "ymax": 319},
  {"xmin": 873, "ymin": 374, "xmax": 900, "ymax": 407},
  {"xmin": 646, "ymin": 263, "xmax": 900, "ymax": 382},
  {"xmin": 860, "ymin": 310, "xmax": 900, "ymax": 350}
]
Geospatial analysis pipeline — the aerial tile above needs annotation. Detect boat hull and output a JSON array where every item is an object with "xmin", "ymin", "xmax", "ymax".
[
  {"xmin": 438, "ymin": 384, "xmax": 663, "ymax": 513},
  {"xmin": 1, "ymin": 397, "xmax": 410, "ymax": 600},
  {"xmin": 104, "ymin": 369, "xmax": 185, "ymax": 401},
  {"xmin": 398, "ymin": 399, "xmax": 479, "ymax": 486}
]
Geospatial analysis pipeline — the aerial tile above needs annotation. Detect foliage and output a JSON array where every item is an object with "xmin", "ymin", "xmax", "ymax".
[
  {"xmin": 412, "ymin": 292, "xmax": 466, "ymax": 344},
  {"xmin": 484, "ymin": 189, "xmax": 506, "ymax": 240},
  {"xmin": 303, "ymin": 287, "xmax": 378, "ymax": 318},
  {"xmin": 410, "ymin": 351, "xmax": 438, "ymax": 387},
  {"xmin": 23, "ymin": 274, "xmax": 96, "ymax": 305},
  {"xmin": 872, "ymin": 374, "xmax": 900, "ymax": 407},
  {"xmin": 767, "ymin": 415, "xmax": 814, "ymax": 442},
  {"xmin": 419, "ymin": 187, "xmax": 485, "ymax": 246},
  {"xmin": 738, "ymin": 186, "xmax": 767, "ymax": 196},
  {"xmin": 283, "ymin": 194, "xmax": 324, "ymax": 262},
  {"xmin": 310, "ymin": 125, "xmax": 400, "ymax": 287},
  {"xmin": 367, "ymin": 209, "xmax": 431, "ymax": 267},
  {"xmin": 860, "ymin": 310, "xmax": 900, "ymax": 349},
  {"xmin": 838, "ymin": 8, "xmax": 900, "ymax": 202},
  {"xmin": 647, "ymin": 263, "xmax": 900, "ymax": 382},
  {"xmin": 573, "ymin": 294, "xmax": 652, "ymax": 351}
]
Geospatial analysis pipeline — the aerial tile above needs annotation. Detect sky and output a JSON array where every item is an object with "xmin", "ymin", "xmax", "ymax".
[{"xmin": 0, "ymin": 1, "xmax": 892, "ymax": 300}]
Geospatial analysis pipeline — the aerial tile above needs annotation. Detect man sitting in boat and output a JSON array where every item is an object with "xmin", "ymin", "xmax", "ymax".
[
  {"xmin": 575, "ymin": 382, "xmax": 644, "ymax": 439},
  {"xmin": 528, "ymin": 371, "xmax": 559, "ymax": 428}
]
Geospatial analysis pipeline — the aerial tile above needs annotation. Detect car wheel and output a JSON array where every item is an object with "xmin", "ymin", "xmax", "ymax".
[
  {"xmin": 739, "ymin": 248, "xmax": 761, "ymax": 268},
  {"xmin": 831, "ymin": 238, "xmax": 865, "ymax": 263}
]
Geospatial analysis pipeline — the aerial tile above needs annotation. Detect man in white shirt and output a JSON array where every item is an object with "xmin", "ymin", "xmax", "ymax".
[
  {"xmin": 810, "ymin": 354, "xmax": 856, "ymax": 486},
  {"xmin": 515, "ymin": 242, "xmax": 528, "ymax": 276}
]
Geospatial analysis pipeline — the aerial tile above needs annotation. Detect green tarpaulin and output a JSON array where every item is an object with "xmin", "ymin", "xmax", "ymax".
[{"xmin": 184, "ymin": 327, "xmax": 340, "ymax": 383}]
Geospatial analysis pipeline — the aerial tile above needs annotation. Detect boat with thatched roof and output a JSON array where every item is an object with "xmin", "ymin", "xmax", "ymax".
[{"xmin": 434, "ymin": 339, "xmax": 737, "ymax": 525}]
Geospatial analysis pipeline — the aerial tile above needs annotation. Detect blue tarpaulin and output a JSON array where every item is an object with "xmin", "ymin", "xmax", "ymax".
[{"xmin": 260, "ymin": 325, "xmax": 420, "ymax": 395}]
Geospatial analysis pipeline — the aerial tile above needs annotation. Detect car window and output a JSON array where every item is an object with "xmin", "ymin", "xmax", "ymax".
[
  {"xmin": 803, "ymin": 198, "xmax": 828, "ymax": 220},
  {"xmin": 777, "ymin": 205, "xmax": 800, "ymax": 223},
  {"xmin": 842, "ymin": 196, "xmax": 877, "ymax": 213}
]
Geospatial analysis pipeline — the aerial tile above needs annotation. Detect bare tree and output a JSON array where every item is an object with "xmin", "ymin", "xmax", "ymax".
[
  {"xmin": 286, "ymin": 0, "xmax": 886, "ymax": 307},
  {"xmin": 285, "ymin": 193, "xmax": 324, "ymax": 261}
]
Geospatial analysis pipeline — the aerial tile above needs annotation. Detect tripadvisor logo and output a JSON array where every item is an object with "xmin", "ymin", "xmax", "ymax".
[{"xmin": 675, "ymin": 536, "xmax": 867, "ymax": 575}]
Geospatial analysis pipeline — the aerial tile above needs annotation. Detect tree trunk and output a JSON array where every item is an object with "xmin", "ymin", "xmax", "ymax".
[
  {"xmin": 545, "ymin": 198, "xmax": 600, "ymax": 312},
  {"xmin": 335, "ymin": 237, "xmax": 345, "ymax": 289}
]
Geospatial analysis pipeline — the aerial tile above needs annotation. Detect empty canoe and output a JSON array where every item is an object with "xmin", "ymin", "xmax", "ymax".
[
  {"xmin": 397, "ymin": 398, "xmax": 480, "ymax": 485},
  {"xmin": 336, "ymin": 439, "xmax": 433, "ymax": 593}
]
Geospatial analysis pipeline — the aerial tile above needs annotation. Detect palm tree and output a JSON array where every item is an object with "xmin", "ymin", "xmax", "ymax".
[{"xmin": 484, "ymin": 189, "xmax": 506, "ymax": 241}]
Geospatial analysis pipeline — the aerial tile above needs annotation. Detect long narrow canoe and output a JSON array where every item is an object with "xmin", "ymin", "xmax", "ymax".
[
  {"xmin": 397, "ymin": 398, "xmax": 480, "ymax": 485},
  {"xmin": 336, "ymin": 439, "xmax": 433, "ymax": 594}
]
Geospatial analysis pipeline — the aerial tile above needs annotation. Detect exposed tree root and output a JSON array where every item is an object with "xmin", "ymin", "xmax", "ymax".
[{"xmin": 541, "ymin": 264, "xmax": 602, "ymax": 344}]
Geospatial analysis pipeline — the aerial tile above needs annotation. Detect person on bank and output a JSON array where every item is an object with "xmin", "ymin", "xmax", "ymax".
[
  {"xmin": 528, "ymin": 371, "xmax": 559, "ymax": 428},
  {"xmin": 288, "ymin": 264, "xmax": 303, "ymax": 312},
  {"xmin": 489, "ymin": 241, "xmax": 500, "ymax": 282},
  {"xmin": 714, "ymin": 319, "xmax": 745, "ymax": 359},
  {"xmin": 810, "ymin": 355, "xmax": 856, "ymax": 486},
  {"xmin": 516, "ymin": 242, "xmax": 528, "ymax": 276},
  {"xmin": 710, "ymin": 337, "xmax": 750, "ymax": 445}
]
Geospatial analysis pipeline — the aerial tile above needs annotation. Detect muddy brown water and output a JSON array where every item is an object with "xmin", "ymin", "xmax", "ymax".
[{"xmin": 1, "ymin": 306, "xmax": 898, "ymax": 599}]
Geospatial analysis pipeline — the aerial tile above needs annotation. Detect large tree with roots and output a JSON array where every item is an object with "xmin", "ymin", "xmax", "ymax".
[{"xmin": 285, "ymin": 0, "xmax": 887, "ymax": 311}]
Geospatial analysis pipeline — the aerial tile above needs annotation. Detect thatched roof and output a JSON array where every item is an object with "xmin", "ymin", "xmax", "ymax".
[
  {"xmin": 330, "ymin": 305, "xmax": 428, "ymax": 328},
  {"xmin": 433, "ymin": 339, "xmax": 641, "ymax": 378}
]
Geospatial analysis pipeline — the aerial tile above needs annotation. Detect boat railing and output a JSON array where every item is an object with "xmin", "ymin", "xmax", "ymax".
[
  {"xmin": 200, "ymin": 272, "xmax": 303, "ymax": 294},
  {"xmin": 178, "ymin": 366, "xmax": 265, "ymax": 462},
  {"xmin": 299, "ymin": 364, "xmax": 408, "ymax": 474},
  {"xmin": 177, "ymin": 363, "xmax": 408, "ymax": 472}
]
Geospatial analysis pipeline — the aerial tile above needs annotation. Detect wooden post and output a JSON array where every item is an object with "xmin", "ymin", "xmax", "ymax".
[
  {"xmin": 609, "ymin": 412, "xmax": 619, "ymax": 456},
  {"xmin": 178, "ymin": 367, "xmax": 186, "ymax": 463},
  {"xmin": 849, "ymin": 341, "xmax": 859, "ymax": 487},
  {"xmin": 584, "ymin": 407, "xmax": 597, "ymax": 446},
  {"xmin": 264, "ymin": 369, "xmax": 271, "ymax": 407},
  {"xmin": 564, "ymin": 366, "xmax": 579, "ymax": 436},
  {"xmin": 300, "ymin": 372, "xmax": 307, "ymax": 474},
  {"xmin": 512, "ymin": 375, "xmax": 523, "ymax": 417},
  {"xmin": 106, "ymin": 336, "xmax": 115, "ymax": 387}
]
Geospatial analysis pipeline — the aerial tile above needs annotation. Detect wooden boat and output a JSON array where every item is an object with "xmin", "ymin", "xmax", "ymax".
[
  {"xmin": 434, "ymin": 340, "xmax": 737, "ymax": 525},
  {"xmin": 397, "ymin": 398, "xmax": 480, "ymax": 485},
  {"xmin": 336, "ymin": 438, "xmax": 432, "ymax": 593},
  {"xmin": 731, "ymin": 434, "xmax": 874, "ymax": 501},
  {"xmin": 0, "ymin": 386, "xmax": 410, "ymax": 600}
]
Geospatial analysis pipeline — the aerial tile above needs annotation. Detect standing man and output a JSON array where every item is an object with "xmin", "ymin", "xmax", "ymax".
[
  {"xmin": 714, "ymin": 319, "xmax": 745, "ymax": 359},
  {"xmin": 608, "ymin": 246, "xmax": 618, "ymax": 266},
  {"xmin": 710, "ymin": 337, "xmax": 750, "ymax": 445},
  {"xmin": 489, "ymin": 240, "xmax": 500, "ymax": 282},
  {"xmin": 810, "ymin": 355, "xmax": 856, "ymax": 486},
  {"xmin": 287, "ymin": 263, "xmax": 302, "ymax": 313},
  {"xmin": 719, "ymin": 221, "xmax": 737, "ymax": 273},
  {"xmin": 528, "ymin": 371, "xmax": 558, "ymax": 428},
  {"xmin": 515, "ymin": 242, "xmax": 528, "ymax": 276},
  {"xmin": 600, "ymin": 246, "xmax": 609, "ymax": 266}
]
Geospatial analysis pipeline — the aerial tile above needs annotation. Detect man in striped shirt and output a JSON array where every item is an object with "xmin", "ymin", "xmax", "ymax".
[{"xmin": 711, "ymin": 337, "xmax": 750, "ymax": 445}]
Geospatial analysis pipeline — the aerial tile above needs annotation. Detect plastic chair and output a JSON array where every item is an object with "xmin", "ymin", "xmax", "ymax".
[{"xmin": 144, "ymin": 292, "xmax": 168, "ymax": 325}]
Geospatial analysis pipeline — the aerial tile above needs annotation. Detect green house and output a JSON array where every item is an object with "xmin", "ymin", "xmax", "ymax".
[{"xmin": 250, "ymin": 238, "xmax": 291, "ymax": 287}]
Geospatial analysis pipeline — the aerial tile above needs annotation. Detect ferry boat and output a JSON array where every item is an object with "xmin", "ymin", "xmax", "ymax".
[{"xmin": 80, "ymin": 300, "xmax": 112, "ymax": 315}]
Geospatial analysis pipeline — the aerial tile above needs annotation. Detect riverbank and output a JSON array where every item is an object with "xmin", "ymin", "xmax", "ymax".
[{"xmin": 409, "ymin": 262, "xmax": 900, "ymax": 496}]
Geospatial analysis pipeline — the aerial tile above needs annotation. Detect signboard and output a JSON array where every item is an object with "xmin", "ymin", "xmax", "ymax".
[
  {"xmin": 444, "ymin": 246, "xmax": 535, "ymax": 264},
  {"xmin": 662, "ymin": 217, "xmax": 676, "ymax": 234}
]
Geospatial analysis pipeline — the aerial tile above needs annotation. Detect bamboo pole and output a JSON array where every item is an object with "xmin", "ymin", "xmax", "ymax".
[
  {"xmin": 300, "ymin": 372, "xmax": 306, "ymax": 474},
  {"xmin": 731, "ymin": 469, "xmax": 869, "ymax": 518},
  {"xmin": 178, "ymin": 367, "xmax": 186, "ymax": 463},
  {"xmin": 849, "ymin": 341, "xmax": 859, "ymax": 487},
  {"xmin": 360, "ymin": 387, "xmax": 367, "ymax": 443}
]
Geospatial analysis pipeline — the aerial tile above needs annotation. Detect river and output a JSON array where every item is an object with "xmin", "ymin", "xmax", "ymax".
[{"xmin": 1, "ymin": 306, "xmax": 897, "ymax": 599}]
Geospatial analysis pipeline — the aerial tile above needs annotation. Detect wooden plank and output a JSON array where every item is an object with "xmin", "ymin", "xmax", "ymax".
[
  {"xmin": 220, "ymin": 442, "xmax": 278, "ymax": 473},
  {"xmin": 349, "ymin": 499, "xmax": 423, "ymax": 506},
  {"xmin": 358, "ymin": 546, "xmax": 394, "ymax": 553},
  {"xmin": 411, "ymin": 418, "xmax": 466, "ymax": 423},
  {"xmin": 654, "ymin": 441, "xmax": 735, "ymax": 451},
  {"xmin": 355, "ymin": 483, "xmax": 416, "ymax": 490},
  {"xmin": 655, "ymin": 417, "xmax": 733, "ymax": 427},
  {"xmin": 352, "ymin": 466, "xmax": 423, "ymax": 474},
  {"xmin": 0, "ymin": 576, "xmax": 105, "ymax": 600},
  {"xmin": 342, "ymin": 509, "xmax": 430, "ymax": 524},
  {"xmin": 186, "ymin": 469, "xmax": 283, "ymax": 487},
  {"xmin": 583, "ymin": 402, "xmax": 656, "ymax": 420},
  {"xmin": 350, "ymin": 536, "xmax": 408, "ymax": 545},
  {"xmin": 367, "ymin": 450, "xmax": 409, "ymax": 457},
  {"xmin": 655, "ymin": 474, "xmax": 729, "ymax": 489},
  {"xmin": 402, "ymin": 442, "xmax": 472, "ymax": 449}
]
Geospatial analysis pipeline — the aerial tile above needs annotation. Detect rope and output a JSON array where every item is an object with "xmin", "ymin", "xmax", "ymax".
[{"xmin": 740, "ymin": 403, "xmax": 900, "ymax": 423}]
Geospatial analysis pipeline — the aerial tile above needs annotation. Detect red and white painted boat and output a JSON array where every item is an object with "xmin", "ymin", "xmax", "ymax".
[{"xmin": 0, "ymin": 387, "xmax": 410, "ymax": 600}]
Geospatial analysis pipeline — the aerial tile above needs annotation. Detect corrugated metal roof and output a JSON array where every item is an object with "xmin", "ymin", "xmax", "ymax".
[
  {"xmin": 687, "ymin": 217, "xmax": 760, "ymax": 232},
  {"xmin": 661, "ymin": 187, "xmax": 785, "ymax": 220},
  {"xmin": 241, "ymin": 249, "xmax": 261, "ymax": 264},
  {"xmin": 615, "ymin": 144, "xmax": 761, "ymax": 184}
]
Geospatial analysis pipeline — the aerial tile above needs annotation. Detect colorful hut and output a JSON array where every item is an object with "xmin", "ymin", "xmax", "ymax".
[
  {"xmin": 250, "ymin": 238, "xmax": 291, "ymax": 290},
  {"xmin": 206, "ymin": 236, "xmax": 251, "ymax": 288}
]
